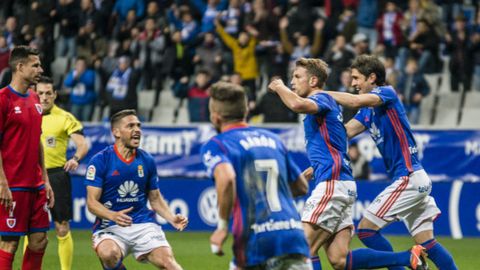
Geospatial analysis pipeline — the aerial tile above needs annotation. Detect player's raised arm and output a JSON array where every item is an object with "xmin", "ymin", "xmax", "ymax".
[
  {"xmin": 148, "ymin": 189, "xmax": 188, "ymax": 231},
  {"xmin": 86, "ymin": 186, "xmax": 133, "ymax": 227},
  {"xmin": 325, "ymin": 91, "xmax": 383, "ymax": 109},
  {"xmin": 268, "ymin": 78, "xmax": 318, "ymax": 114}
]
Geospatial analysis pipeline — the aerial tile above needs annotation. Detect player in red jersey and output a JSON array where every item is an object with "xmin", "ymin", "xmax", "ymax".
[{"xmin": 0, "ymin": 46, "xmax": 54, "ymax": 270}]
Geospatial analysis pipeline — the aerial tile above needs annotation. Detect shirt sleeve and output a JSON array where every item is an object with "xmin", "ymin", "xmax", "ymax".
[
  {"xmin": 354, "ymin": 108, "xmax": 371, "ymax": 128},
  {"xmin": 64, "ymin": 112, "xmax": 83, "ymax": 135},
  {"xmin": 84, "ymin": 154, "xmax": 106, "ymax": 188},
  {"xmin": 370, "ymin": 87, "xmax": 397, "ymax": 106},
  {"xmin": 201, "ymin": 138, "xmax": 231, "ymax": 179},
  {"xmin": 146, "ymin": 154, "xmax": 159, "ymax": 191},
  {"xmin": 308, "ymin": 93, "xmax": 334, "ymax": 115}
]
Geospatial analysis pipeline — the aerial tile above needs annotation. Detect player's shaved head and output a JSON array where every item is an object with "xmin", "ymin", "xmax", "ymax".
[
  {"xmin": 295, "ymin": 58, "xmax": 328, "ymax": 88},
  {"xmin": 209, "ymin": 82, "xmax": 247, "ymax": 123},
  {"xmin": 110, "ymin": 109, "xmax": 138, "ymax": 129},
  {"xmin": 9, "ymin": 45, "xmax": 40, "ymax": 72}
]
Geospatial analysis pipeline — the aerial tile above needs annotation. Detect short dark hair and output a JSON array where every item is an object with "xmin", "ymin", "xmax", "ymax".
[
  {"xmin": 110, "ymin": 109, "xmax": 137, "ymax": 128},
  {"xmin": 295, "ymin": 58, "xmax": 329, "ymax": 88},
  {"xmin": 9, "ymin": 46, "xmax": 40, "ymax": 72},
  {"xmin": 210, "ymin": 82, "xmax": 247, "ymax": 122},
  {"xmin": 37, "ymin": 76, "xmax": 53, "ymax": 85},
  {"xmin": 351, "ymin": 55, "xmax": 386, "ymax": 86}
]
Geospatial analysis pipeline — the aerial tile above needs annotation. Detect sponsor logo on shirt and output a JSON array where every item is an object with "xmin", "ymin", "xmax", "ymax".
[
  {"xmin": 86, "ymin": 165, "xmax": 96, "ymax": 180},
  {"xmin": 117, "ymin": 180, "xmax": 139, "ymax": 202},
  {"xmin": 14, "ymin": 106, "xmax": 21, "ymax": 114},
  {"xmin": 46, "ymin": 136, "xmax": 56, "ymax": 148}
]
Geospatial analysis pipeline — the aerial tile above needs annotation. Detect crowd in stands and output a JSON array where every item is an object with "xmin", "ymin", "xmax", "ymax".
[{"xmin": 0, "ymin": 0, "xmax": 479, "ymax": 126}]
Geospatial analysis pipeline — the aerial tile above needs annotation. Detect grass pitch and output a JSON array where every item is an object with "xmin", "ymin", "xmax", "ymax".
[{"xmin": 12, "ymin": 230, "xmax": 479, "ymax": 269}]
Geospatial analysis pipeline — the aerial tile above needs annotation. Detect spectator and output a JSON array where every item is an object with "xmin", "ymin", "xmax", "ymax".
[
  {"xmin": 472, "ymin": 9, "xmax": 480, "ymax": 91},
  {"xmin": 324, "ymin": 34, "xmax": 355, "ymax": 90},
  {"xmin": 112, "ymin": 0, "xmax": 145, "ymax": 24},
  {"xmin": 406, "ymin": 18, "xmax": 441, "ymax": 74},
  {"xmin": 348, "ymin": 143, "xmax": 370, "ymax": 180},
  {"xmin": 376, "ymin": 1, "xmax": 404, "ymax": 58},
  {"xmin": 55, "ymin": 0, "xmax": 80, "ymax": 58},
  {"xmin": 187, "ymin": 70, "xmax": 211, "ymax": 123},
  {"xmin": 215, "ymin": 17, "xmax": 259, "ymax": 101},
  {"xmin": 336, "ymin": 7, "xmax": 357, "ymax": 43},
  {"xmin": 77, "ymin": 20, "xmax": 108, "ymax": 61},
  {"xmin": 189, "ymin": 0, "xmax": 229, "ymax": 33},
  {"xmin": 193, "ymin": 32, "xmax": 223, "ymax": 80},
  {"xmin": 445, "ymin": 15, "xmax": 474, "ymax": 92},
  {"xmin": 356, "ymin": 0, "xmax": 379, "ymax": 51},
  {"xmin": 167, "ymin": 5, "xmax": 200, "ymax": 44},
  {"xmin": 396, "ymin": 58, "xmax": 430, "ymax": 124},
  {"xmin": 3, "ymin": 17, "xmax": 20, "ymax": 49},
  {"xmin": 64, "ymin": 57, "xmax": 97, "ymax": 121},
  {"xmin": 337, "ymin": 69, "xmax": 358, "ymax": 123},
  {"xmin": 351, "ymin": 32, "xmax": 371, "ymax": 56},
  {"xmin": 106, "ymin": 56, "xmax": 140, "ymax": 117}
]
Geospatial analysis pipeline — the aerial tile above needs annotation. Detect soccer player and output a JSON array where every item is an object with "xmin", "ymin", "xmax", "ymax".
[
  {"xmin": 0, "ymin": 46, "xmax": 54, "ymax": 269},
  {"xmin": 33, "ymin": 76, "xmax": 88, "ymax": 270},
  {"xmin": 201, "ymin": 82, "xmax": 312, "ymax": 269},
  {"xmin": 85, "ymin": 109, "xmax": 188, "ymax": 270},
  {"xmin": 269, "ymin": 57, "xmax": 428, "ymax": 270},
  {"xmin": 326, "ymin": 54, "xmax": 458, "ymax": 270}
]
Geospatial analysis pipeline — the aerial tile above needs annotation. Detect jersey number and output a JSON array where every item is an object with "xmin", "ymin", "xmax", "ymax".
[{"xmin": 254, "ymin": 159, "xmax": 281, "ymax": 212}]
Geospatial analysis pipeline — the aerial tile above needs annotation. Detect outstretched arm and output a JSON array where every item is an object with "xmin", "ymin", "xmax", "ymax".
[
  {"xmin": 149, "ymin": 189, "xmax": 188, "ymax": 231},
  {"xmin": 345, "ymin": 119, "xmax": 366, "ymax": 139},
  {"xmin": 325, "ymin": 91, "xmax": 383, "ymax": 109},
  {"xmin": 268, "ymin": 79, "xmax": 318, "ymax": 114}
]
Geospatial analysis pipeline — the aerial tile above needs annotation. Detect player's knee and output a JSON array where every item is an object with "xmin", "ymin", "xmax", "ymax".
[
  {"xmin": 328, "ymin": 254, "xmax": 346, "ymax": 270},
  {"xmin": 28, "ymin": 234, "xmax": 48, "ymax": 252},
  {"xmin": 55, "ymin": 222, "xmax": 70, "ymax": 237},
  {"xmin": 0, "ymin": 238, "xmax": 19, "ymax": 253},
  {"xmin": 97, "ymin": 248, "xmax": 122, "ymax": 267},
  {"xmin": 154, "ymin": 254, "xmax": 181, "ymax": 270}
]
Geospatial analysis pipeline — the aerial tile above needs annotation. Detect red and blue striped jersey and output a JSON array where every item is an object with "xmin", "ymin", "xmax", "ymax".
[
  {"xmin": 304, "ymin": 93, "xmax": 353, "ymax": 184},
  {"xmin": 354, "ymin": 86, "xmax": 423, "ymax": 180}
]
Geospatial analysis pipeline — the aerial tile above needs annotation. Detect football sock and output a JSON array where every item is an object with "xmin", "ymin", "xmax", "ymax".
[
  {"xmin": 345, "ymin": 249, "xmax": 410, "ymax": 269},
  {"xmin": 0, "ymin": 249, "xmax": 14, "ymax": 270},
  {"xmin": 357, "ymin": 229, "xmax": 405, "ymax": 270},
  {"xmin": 58, "ymin": 231, "xmax": 74, "ymax": 270},
  {"xmin": 103, "ymin": 257, "xmax": 126, "ymax": 270},
  {"xmin": 421, "ymin": 239, "xmax": 458, "ymax": 270},
  {"xmin": 311, "ymin": 255, "xmax": 322, "ymax": 270},
  {"xmin": 22, "ymin": 247, "xmax": 45, "ymax": 270},
  {"xmin": 22, "ymin": 236, "xmax": 28, "ymax": 254}
]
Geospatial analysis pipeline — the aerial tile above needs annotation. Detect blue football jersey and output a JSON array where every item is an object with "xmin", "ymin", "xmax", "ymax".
[
  {"xmin": 84, "ymin": 145, "xmax": 160, "ymax": 232},
  {"xmin": 354, "ymin": 86, "xmax": 423, "ymax": 180},
  {"xmin": 304, "ymin": 92, "xmax": 353, "ymax": 184},
  {"xmin": 201, "ymin": 125, "xmax": 309, "ymax": 267}
]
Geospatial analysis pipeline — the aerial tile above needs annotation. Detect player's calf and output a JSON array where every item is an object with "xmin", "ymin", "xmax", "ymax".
[{"xmin": 147, "ymin": 247, "xmax": 183, "ymax": 270}]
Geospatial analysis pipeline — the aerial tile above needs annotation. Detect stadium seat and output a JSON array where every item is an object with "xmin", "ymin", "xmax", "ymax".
[
  {"xmin": 459, "ymin": 108, "xmax": 480, "ymax": 128},
  {"xmin": 419, "ymin": 94, "xmax": 435, "ymax": 125},
  {"xmin": 51, "ymin": 57, "xmax": 71, "ymax": 88},
  {"xmin": 424, "ymin": 74, "xmax": 441, "ymax": 93},
  {"xmin": 463, "ymin": 92, "xmax": 480, "ymax": 108},
  {"xmin": 91, "ymin": 105, "xmax": 102, "ymax": 122},
  {"xmin": 434, "ymin": 108, "xmax": 459, "ymax": 126},
  {"xmin": 437, "ymin": 92, "xmax": 461, "ymax": 108}
]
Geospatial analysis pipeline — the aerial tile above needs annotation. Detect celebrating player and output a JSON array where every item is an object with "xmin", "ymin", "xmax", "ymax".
[
  {"xmin": 0, "ymin": 46, "xmax": 54, "ymax": 269},
  {"xmin": 201, "ymin": 82, "xmax": 312, "ymax": 269},
  {"xmin": 326, "ymin": 54, "xmax": 457, "ymax": 270},
  {"xmin": 269, "ymin": 57, "xmax": 429, "ymax": 270},
  {"xmin": 85, "ymin": 109, "xmax": 188, "ymax": 270},
  {"xmin": 32, "ymin": 76, "xmax": 88, "ymax": 270}
]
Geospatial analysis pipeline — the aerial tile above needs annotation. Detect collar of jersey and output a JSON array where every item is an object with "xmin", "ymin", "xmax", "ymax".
[
  {"xmin": 222, "ymin": 122, "xmax": 248, "ymax": 132},
  {"xmin": 114, "ymin": 144, "xmax": 136, "ymax": 164},
  {"xmin": 7, "ymin": 85, "xmax": 30, "ymax": 97}
]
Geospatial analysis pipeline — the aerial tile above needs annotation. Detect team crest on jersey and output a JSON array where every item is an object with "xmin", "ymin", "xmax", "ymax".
[
  {"xmin": 35, "ymin": 104, "xmax": 43, "ymax": 114},
  {"xmin": 86, "ymin": 165, "xmax": 96, "ymax": 180},
  {"xmin": 46, "ymin": 136, "xmax": 56, "ymax": 147},
  {"xmin": 138, "ymin": 165, "xmax": 144, "ymax": 177},
  {"xmin": 6, "ymin": 218, "xmax": 16, "ymax": 228}
]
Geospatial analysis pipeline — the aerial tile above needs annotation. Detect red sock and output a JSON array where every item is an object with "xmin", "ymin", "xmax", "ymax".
[
  {"xmin": 22, "ymin": 247, "xmax": 45, "ymax": 270},
  {"xmin": 0, "ymin": 249, "xmax": 14, "ymax": 270}
]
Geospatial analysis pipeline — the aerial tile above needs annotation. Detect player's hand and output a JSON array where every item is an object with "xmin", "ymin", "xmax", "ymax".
[
  {"xmin": 64, "ymin": 159, "xmax": 79, "ymax": 172},
  {"xmin": 44, "ymin": 181, "xmax": 55, "ymax": 208},
  {"xmin": 170, "ymin": 214, "xmax": 188, "ymax": 231},
  {"xmin": 112, "ymin": 207, "xmax": 133, "ymax": 227},
  {"xmin": 0, "ymin": 180, "xmax": 12, "ymax": 210},
  {"xmin": 210, "ymin": 228, "xmax": 228, "ymax": 256},
  {"xmin": 302, "ymin": 167, "xmax": 314, "ymax": 181},
  {"xmin": 268, "ymin": 79, "xmax": 286, "ymax": 93}
]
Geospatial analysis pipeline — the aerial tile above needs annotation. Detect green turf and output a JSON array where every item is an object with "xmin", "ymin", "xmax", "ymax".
[{"xmin": 12, "ymin": 230, "xmax": 479, "ymax": 269}]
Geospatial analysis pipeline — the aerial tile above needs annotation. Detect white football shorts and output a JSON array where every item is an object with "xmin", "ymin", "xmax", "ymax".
[
  {"xmin": 92, "ymin": 222, "xmax": 170, "ymax": 261},
  {"xmin": 301, "ymin": 180, "xmax": 357, "ymax": 234},
  {"xmin": 363, "ymin": 169, "xmax": 441, "ymax": 236}
]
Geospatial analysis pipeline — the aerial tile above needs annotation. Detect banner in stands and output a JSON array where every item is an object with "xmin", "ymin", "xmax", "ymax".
[
  {"xmin": 71, "ymin": 125, "xmax": 480, "ymax": 182},
  {"xmin": 70, "ymin": 177, "xmax": 480, "ymax": 238}
]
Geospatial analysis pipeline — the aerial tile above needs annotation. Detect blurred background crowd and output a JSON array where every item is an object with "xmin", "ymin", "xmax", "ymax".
[{"xmin": 0, "ymin": 0, "xmax": 479, "ymax": 128}]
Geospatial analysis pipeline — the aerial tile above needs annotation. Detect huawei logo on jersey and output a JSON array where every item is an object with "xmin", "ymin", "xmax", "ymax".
[{"xmin": 117, "ymin": 181, "xmax": 139, "ymax": 202}]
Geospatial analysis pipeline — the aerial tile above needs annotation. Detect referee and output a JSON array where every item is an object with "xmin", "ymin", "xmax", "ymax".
[{"xmin": 29, "ymin": 76, "xmax": 89, "ymax": 270}]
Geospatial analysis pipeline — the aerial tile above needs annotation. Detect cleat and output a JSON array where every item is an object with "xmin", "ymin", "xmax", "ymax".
[{"xmin": 410, "ymin": 245, "xmax": 429, "ymax": 270}]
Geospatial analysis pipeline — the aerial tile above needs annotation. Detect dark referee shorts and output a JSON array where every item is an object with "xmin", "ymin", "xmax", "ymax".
[{"xmin": 48, "ymin": 167, "xmax": 72, "ymax": 222}]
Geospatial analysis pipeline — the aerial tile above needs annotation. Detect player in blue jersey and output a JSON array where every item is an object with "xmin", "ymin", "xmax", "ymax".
[
  {"xmin": 326, "ymin": 55, "xmax": 458, "ymax": 270},
  {"xmin": 270, "ymin": 57, "xmax": 429, "ymax": 270},
  {"xmin": 85, "ymin": 110, "xmax": 188, "ymax": 270},
  {"xmin": 201, "ymin": 81, "xmax": 313, "ymax": 269}
]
